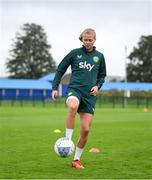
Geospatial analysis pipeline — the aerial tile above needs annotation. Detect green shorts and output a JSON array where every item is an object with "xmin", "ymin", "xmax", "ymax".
[{"xmin": 66, "ymin": 88, "xmax": 97, "ymax": 115}]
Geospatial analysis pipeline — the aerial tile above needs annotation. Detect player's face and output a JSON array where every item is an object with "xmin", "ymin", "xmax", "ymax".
[{"xmin": 82, "ymin": 33, "xmax": 96, "ymax": 52}]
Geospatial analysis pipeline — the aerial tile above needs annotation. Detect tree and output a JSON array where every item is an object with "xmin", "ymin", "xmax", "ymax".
[
  {"xmin": 127, "ymin": 35, "xmax": 152, "ymax": 82},
  {"xmin": 6, "ymin": 23, "xmax": 56, "ymax": 79}
]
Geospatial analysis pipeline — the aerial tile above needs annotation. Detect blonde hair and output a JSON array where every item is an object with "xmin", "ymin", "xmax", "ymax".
[{"xmin": 79, "ymin": 28, "xmax": 96, "ymax": 41}]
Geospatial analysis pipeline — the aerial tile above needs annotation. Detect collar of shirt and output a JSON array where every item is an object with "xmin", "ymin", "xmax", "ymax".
[{"xmin": 82, "ymin": 45, "xmax": 96, "ymax": 53}]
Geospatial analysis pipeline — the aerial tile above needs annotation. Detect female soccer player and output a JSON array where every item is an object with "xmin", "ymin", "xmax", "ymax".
[{"xmin": 52, "ymin": 28, "xmax": 106, "ymax": 168}]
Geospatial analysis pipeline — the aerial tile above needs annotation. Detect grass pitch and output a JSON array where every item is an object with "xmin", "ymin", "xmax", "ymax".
[{"xmin": 0, "ymin": 106, "xmax": 152, "ymax": 179}]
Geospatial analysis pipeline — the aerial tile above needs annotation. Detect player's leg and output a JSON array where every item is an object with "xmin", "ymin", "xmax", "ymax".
[
  {"xmin": 65, "ymin": 96, "xmax": 79, "ymax": 140},
  {"xmin": 72, "ymin": 113, "xmax": 93, "ymax": 168},
  {"xmin": 77, "ymin": 113, "xmax": 93, "ymax": 148}
]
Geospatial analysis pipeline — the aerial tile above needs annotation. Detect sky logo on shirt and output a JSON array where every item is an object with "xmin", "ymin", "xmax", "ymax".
[{"xmin": 79, "ymin": 61, "xmax": 94, "ymax": 71}]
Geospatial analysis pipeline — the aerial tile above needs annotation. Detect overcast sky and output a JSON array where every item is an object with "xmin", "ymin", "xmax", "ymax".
[{"xmin": 0, "ymin": 0, "xmax": 152, "ymax": 78}]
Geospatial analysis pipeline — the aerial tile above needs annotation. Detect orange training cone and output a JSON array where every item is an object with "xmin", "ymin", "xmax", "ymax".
[
  {"xmin": 143, "ymin": 108, "xmax": 148, "ymax": 112},
  {"xmin": 89, "ymin": 148, "xmax": 100, "ymax": 153}
]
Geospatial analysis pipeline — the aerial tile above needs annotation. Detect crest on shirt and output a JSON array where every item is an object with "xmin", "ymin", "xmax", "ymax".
[
  {"xmin": 93, "ymin": 56, "xmax": 99, "ymax": 62},
  {"xmin": 77, "ymin": 55, "xmax": 82, "ymax": 59}
]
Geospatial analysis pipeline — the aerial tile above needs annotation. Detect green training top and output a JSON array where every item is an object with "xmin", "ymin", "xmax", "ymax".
[{"xmin": 52, "ymin": 46, "xmax": 106, "ymax": 93}]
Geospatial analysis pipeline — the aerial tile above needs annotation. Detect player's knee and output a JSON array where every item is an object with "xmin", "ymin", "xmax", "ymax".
[
  {"xmin": 68, "ymin": 102, "xmax": 78, "ymax": 111},
  {"xmin": 67, "ymin": 98, "xmax": 79, "ymax": 111},
  {"xmin": 82, "ymin": 128, "xmax": 89, "ymax": 137}
]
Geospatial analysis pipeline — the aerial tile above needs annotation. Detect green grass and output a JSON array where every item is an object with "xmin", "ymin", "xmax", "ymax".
[{"xmin": 0, "ymin": 106, "xmax": 152, "ymax": 179}]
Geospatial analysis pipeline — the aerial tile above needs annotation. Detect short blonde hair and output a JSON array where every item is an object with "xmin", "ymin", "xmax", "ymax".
[{"xmin": 79, "ymin": 28, "xmax": 96, "ymax": 41}]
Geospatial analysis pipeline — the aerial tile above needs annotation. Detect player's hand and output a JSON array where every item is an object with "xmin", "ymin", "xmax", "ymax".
[
  {"xmin": 51, "ymin": 90, "xmax": 58, "ymax": 101},
  {"xmin": 90, "ymin": 86, "xmax": 98, "ymax": 96}
]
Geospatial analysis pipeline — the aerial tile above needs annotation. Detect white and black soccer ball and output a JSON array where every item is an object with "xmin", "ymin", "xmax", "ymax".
[{"xmin": 54, "ymin": 137, "xmax": 75, "ymax": 157}]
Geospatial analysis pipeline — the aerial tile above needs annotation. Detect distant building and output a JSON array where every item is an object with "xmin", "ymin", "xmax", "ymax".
[
  {"xmin": 0, "ymin": 73, "xmax": 55, "ymax": 100},
  {"xmin": 0, "ymin": 73, "xmax": 152, "ymax": 100}
]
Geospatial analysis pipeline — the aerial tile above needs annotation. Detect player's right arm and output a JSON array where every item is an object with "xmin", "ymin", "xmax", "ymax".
[
  {"xmin": 51, "ymin": 90, "xmax": 58, "ymax": 101},
  {"xmin": 51, "ymin": 50, "xmax": 73, "ymax": 101}
]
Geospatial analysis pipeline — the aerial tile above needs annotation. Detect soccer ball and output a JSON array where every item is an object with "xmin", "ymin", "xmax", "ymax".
[{"xmin": 54, "ymin": 137, "xmax": 75, "ymax": 157}]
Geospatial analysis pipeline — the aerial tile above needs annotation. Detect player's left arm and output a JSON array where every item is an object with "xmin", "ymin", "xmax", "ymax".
[
  {"xmin": 90, "ymin": 85, "xmax": 98, "ymax": 96},
  {"xmin": 90, "ymin": 54, "xmax": 106, "ymax": 96},
  {"xmin": 96, "ymin": 54, "xmax": 107, "ymax": 90}
]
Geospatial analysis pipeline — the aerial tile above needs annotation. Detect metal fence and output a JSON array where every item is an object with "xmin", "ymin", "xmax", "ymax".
[{"xmin": 0, "ymin": 96, "xmax": 152, "ymax": 108}]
